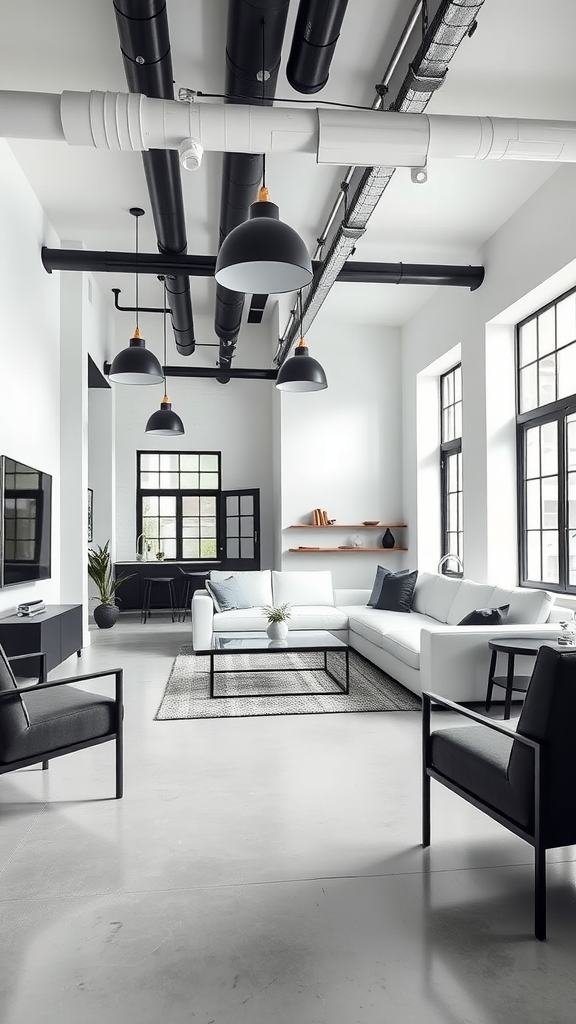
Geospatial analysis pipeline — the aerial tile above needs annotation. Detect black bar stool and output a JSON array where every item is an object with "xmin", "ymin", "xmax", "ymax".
[
  {"xmin": 141, "ymin": 577, "xmax": 177, "ymax": 624},
  {"xmin": 178, "ymin": 569, "xmax": 207, "ymax": 623}
]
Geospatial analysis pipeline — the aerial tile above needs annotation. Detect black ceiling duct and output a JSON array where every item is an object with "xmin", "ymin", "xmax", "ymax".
[
  {"xmin": 113, "ymin": 0, "xmax": 195, "ymax": 356},
  {"xmin": 215, "ymin": 0, "xmax": 290, "ymax": 381},
  {"xmin": 287, "ymin": 0, "xmax": 350, "ymax": 94}
]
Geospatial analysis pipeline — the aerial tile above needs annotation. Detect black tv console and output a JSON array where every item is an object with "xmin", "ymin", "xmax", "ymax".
[{"xmin": 0, "ymin": 604, "xmax": 83, "ymax": 674}]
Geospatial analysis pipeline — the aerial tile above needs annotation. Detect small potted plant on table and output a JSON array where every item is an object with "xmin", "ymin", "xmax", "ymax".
[
  {"xmin": 88, "ymin": 541, "xmax": 135, "ymax": 628},
  {"xmin": 261, "ymin": 602, "xmax": 292, "ymax": 641}
]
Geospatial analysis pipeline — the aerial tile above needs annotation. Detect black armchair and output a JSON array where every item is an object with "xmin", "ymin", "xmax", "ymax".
[
  {"xmin": 422, "ymin": 645, "xmax": 576, "ymax": 940},
  {"xmin": 0, "ymin": 644, "xmax": 123, "ymax": 798}
]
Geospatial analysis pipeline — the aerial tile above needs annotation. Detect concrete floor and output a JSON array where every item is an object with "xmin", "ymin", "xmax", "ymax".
[{"xmin": 1, "ymin": 613, "xmax": 576, "ymax": 1023}]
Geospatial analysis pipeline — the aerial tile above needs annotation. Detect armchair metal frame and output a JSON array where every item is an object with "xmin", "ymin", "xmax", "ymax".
[
  {"xmin": 422, "ymin": 691, "xmax": 545, "ymax": 939},
  {"xmin": 1, "ymin": 652, "xmax": 123, "ymax": 799}
]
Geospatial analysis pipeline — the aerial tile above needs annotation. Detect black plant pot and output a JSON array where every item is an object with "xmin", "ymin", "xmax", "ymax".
[
  {"xmin": 93, "ymin": 603, "xmax": 119, "ymax": 629},
  {"xmin": 381, "ymin": 528, "xmax": 395, "ymax": 549}
]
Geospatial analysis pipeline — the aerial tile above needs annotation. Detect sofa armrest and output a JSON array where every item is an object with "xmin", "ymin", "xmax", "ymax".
[
  {"xmin": 334, "ymin": 589, "xmax": 371, "ymax": 606},
  {"xmin": 192, "ymin": 589, "xmax": 215, "ymax": 651},
  {"xmin": 420, "ymin": 622, "xmax": 562, "ymax": 703}
]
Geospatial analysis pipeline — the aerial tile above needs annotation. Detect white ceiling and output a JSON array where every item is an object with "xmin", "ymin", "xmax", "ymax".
[{"xmin": 0, "ymin": 0, "xmax": 574, "ymax": 344}]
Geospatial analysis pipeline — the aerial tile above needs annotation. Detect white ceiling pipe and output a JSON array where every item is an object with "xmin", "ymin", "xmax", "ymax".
[{"xmin": 2, "ymin": 89, "xmax": 576, "ymax": 166}]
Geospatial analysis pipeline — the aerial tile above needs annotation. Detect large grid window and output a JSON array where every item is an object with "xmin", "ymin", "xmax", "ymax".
[
  {"xmin": 137, "ymin": 451, "xmax": 221, "ymax": 561},
  {"xmin": 517, "ymin": 287, "xmax": 576, "ymax": 591},
  {"xmin": 440, "ymin": 364, "xmax": 463, "ymax": 574}
]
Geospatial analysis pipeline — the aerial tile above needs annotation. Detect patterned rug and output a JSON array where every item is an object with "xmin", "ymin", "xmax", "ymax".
[{"xmin": 154, "ymin": 645, "xmax": 421, "ymax": 720}]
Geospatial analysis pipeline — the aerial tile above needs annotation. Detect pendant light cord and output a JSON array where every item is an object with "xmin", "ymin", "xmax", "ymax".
[
  {"xmin": 261, "ymin": 17, "xmax": 266, "ymax": 190},
  {"xmin": 135, "ymin": 213, "xmax": 139, "ymax": 331},
  {"xmin": 162, "ymin": 277, "xmax": 167, "ymax": 398},
  {"xmin": 298, "ymin": 287, "xmax": 303, "ymax": 339}
]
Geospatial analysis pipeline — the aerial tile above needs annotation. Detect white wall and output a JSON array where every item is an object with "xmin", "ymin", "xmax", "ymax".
[
  {"xmin": 0, "ymin": 142, "xmax": 114, "ymax": 631},
  {"xmin": 112, "ymin": 313, "xmax": 274, "ymax": 567},
  {"xmin": 402, "ymin": 163, "xmax": 576, "ymax": 586},
  {"xmin": 280, "ymin": 307, "xmax": 404, "ymax": 588},
  {"xmin": 0, "ymin": 141, "xmax": 61, "ymax": 615}
]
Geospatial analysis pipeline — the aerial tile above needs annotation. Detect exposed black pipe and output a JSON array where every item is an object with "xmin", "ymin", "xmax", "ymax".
[
  {"xmin": 42, "ymin": 247, "xmax": 485, "ymax": 291},
  {"xmin": 113, "ymin": 0, "xmax": 195, "ymax": 356},
  {"xmin": 287, "ymin": 0, "xmax": 350, "ymax": 94},
  {"xmin": 215, "ymin": 0, "xmax": 290, "ymax": 378},
  {"xmin": 102, "ymin": 361, "xmax": 277, "ymax": 381}
]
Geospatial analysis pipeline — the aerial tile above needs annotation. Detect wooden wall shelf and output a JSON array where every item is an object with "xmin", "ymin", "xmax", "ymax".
[
  {"xmin": 289, "ymin": 547, "xmax": 408, "ymax": 553},
  {"xmin": 289, "ymin": 524, "xmax": 407, "ymax": 529}
]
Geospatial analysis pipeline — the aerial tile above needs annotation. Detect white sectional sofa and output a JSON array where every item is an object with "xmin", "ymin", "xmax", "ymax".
[{"xmin": 191, "ymin": 569, "xmax": 569, "ymax": 702}]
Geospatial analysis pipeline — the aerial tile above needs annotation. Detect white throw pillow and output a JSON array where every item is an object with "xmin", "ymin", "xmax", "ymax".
[
  {"xmin": 446, "ymin": 581, "xmax": 499, "ymax": 626},
  {"xmin": 209, "ymin": 569, "xmax": 272, "ymax": 607},
  {"xmin": 272, "ymin": 570, "xmax": 334, "ymax": 607},
  {"xmin": 488, "ymin": 585, "xmax": 554, "ymax": 625}
]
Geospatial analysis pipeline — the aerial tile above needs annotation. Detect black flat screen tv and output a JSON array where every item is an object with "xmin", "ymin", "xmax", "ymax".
[{"xmin": 0, "ymin": 456, "xmax": 52, "ymax": 587}]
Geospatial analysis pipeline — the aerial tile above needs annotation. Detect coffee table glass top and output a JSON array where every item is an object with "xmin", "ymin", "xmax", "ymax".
[{"xmin": 207, "ymin": 630, "xmax": 347, "ymax": 654}]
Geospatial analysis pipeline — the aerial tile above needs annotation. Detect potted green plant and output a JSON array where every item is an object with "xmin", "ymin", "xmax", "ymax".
[
  {"xmin": 261, "ymin": 602, "xmax": 292, "ymax": 641},
  {"xmin": 87, "ymin": 541, "xmax": 135, "ymax": 628}
]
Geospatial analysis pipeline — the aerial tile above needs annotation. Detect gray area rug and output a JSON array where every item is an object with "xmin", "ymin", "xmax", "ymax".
[{"xmin": 155, "ymin": 645, "xmax": 421, "ymax": 720}]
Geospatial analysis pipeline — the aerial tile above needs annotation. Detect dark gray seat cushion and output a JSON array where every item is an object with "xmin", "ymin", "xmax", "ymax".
[
  {"xmin": 0, "ymin": 686, "xmax": 116, "ymax": 764},
  {"xmin": 430, "ymin": 725, "xmax": 532, "ymax": 830}
]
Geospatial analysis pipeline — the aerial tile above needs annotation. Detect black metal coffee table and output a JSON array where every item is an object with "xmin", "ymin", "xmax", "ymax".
[{"xmin": 197, "ymin": 630, "xmax": 350, "ymax": 699}]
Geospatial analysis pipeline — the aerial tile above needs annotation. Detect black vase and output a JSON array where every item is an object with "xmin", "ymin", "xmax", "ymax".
[
  {"xmin": 381, "ymin": 528, "xmax": 395, "ymax": 549},
  {"xmin": 93, "ymin": 604, "xmax": 119, "ymax": 629}
]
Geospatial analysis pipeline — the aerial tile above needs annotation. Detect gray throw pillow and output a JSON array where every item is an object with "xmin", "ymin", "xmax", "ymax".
[
  {"xmin": 458, "ymin": 604, "xmax": 510, "ymax": 626},
  {"xmin": 374, "ymin": 569, "xmax": 418, "ymax": 613},
  {"xmin": 206, "ymin": 576, "xmax": 251, "ymax": 613},
  {"xmin": 367, "ymin": 566, "xmax": 410, "ymax": 607}
]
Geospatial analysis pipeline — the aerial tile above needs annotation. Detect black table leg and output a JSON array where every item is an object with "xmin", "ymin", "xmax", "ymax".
[
  {"xmin": 486, "ymin": 649, "xmax": 497, "ymax": 711},
  {"xmin": 209, "ymin": 652, "xmax": 215, "ymax": 698},
  {"xmin": 504, "ymin": 652, "xmax": 515, "ymax": 720}
]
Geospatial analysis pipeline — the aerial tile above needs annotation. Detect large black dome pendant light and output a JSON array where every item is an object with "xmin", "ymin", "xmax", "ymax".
[
  {"xmin": 145, "ymin": 278, "xmax": 185, "ymax": 436},
  {"xmin": 276, "ymin": 288, "xmax": 327, "ymax": 393},
  {"xmin": 214, "ymin": 17, "xmax": 312, "ymax": 296},
  {"xmin": 108, "ymin": 208, "xmax": 164, "ymax": 385}
]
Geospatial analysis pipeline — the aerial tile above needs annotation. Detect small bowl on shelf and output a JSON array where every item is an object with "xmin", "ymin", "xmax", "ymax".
[{"xmin": 362, "ymin": 520, "xmax": 380, "ymax": 526}]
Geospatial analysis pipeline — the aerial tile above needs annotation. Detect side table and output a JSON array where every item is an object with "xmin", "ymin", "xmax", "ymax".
[{"xmin": 486, "ymin": 636, "xmax": 565, "ymax": 719}]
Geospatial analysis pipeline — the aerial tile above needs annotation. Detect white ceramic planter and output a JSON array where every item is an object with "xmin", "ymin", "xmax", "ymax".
[{"xmin": 266, "ymin": 620, "xmax": 289, "ymax": 641}]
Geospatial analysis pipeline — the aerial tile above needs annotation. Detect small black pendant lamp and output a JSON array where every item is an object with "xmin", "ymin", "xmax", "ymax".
[
  {"xmin": 275, "ymin": 289, "xmax": 327, "ymax": 393},
  {"xmin": 109, "ymin": 208, "xmax": 164, "ymax": 386},
  {"xmin": 145, "ymin": 278, "xmax": 185, "ymax": 435}
]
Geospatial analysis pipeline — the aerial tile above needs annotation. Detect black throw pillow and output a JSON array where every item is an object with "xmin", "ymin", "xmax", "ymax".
[
  {"xmin": 458, "ymin": 604, "xmax": 510, "ymax": 626},
  {"xmin": 367, "ymin": 566, "xmax": 409, "ymax": 607},
  {"xmin": 374, "ymin": 569, "xmax": 418, "ymax": 613}
]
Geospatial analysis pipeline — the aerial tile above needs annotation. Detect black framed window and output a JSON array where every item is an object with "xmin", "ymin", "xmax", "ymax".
[
  {"xmin": 137, "ymin": 451, "xmax": 221, "ymax": 561},
  {"xmin": 517, "ymin": 286, "xmax": 576, "ymax": 592},
  {"xmin": 440, "ymin": 364, "xmax": 463, "ymax": 575}
]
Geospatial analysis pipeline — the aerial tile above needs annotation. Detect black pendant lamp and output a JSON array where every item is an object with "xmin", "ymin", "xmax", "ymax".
[
  {"xmin": 276, "ymin": 289, "xmax": 327, "ymax": 393},
  {"xmin": 215, "ymin": 185, "xmax": 313, "ymax": 294},
  {"xmin": 145, "ymin": 278, "xmax": 185, "ymax": 436},
  {"xmin": 109, "ymin": 208, "xmax": 164, "ymax": 386}
]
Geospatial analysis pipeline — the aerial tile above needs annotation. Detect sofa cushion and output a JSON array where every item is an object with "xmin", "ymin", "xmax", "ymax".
[
  {"xmin": 488, "ymin": 585, "xmax": 554, "ymax": 625},
  {"xmin": 206, "ymin": 576, "xmax": 251, "ymax": 612},
  {"xmin": 374, "ymin": 570, "xmax": 418, "ymax": 612},
  {"xmin": 214, "ymin": 608, "xmax": 268, "ymax": 632},
  {"xmin": 286, "ymin": 606, "xmax": 348, "ymax": 630},
  {"xmin": 346, "ymin": 608, "xmax": 435, "ymax": 653},
  {"xmin": 210, "ymin": 570, "xmax": 272, "ymax": 607},
  {"xmin": 458, "ymin": 605, "xmax": 510, "ymax": 626},
  {"xmin": 272, "ymin": 571, "xmax": 334, "ymax": 607},
  {"xmin": 411, "ymin": 572, "xmax": 437, "ymax": 615},
  {"xmin": 380, "ymin": 630, "xmax": 421, "ymax": 670},
  {"xmin": 424, "ymin": 576, "xmax": 463, "ymax": 622},
  {"xmin": 446, "ymin": 581, "xmax": 499, "ymax": 625}
]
